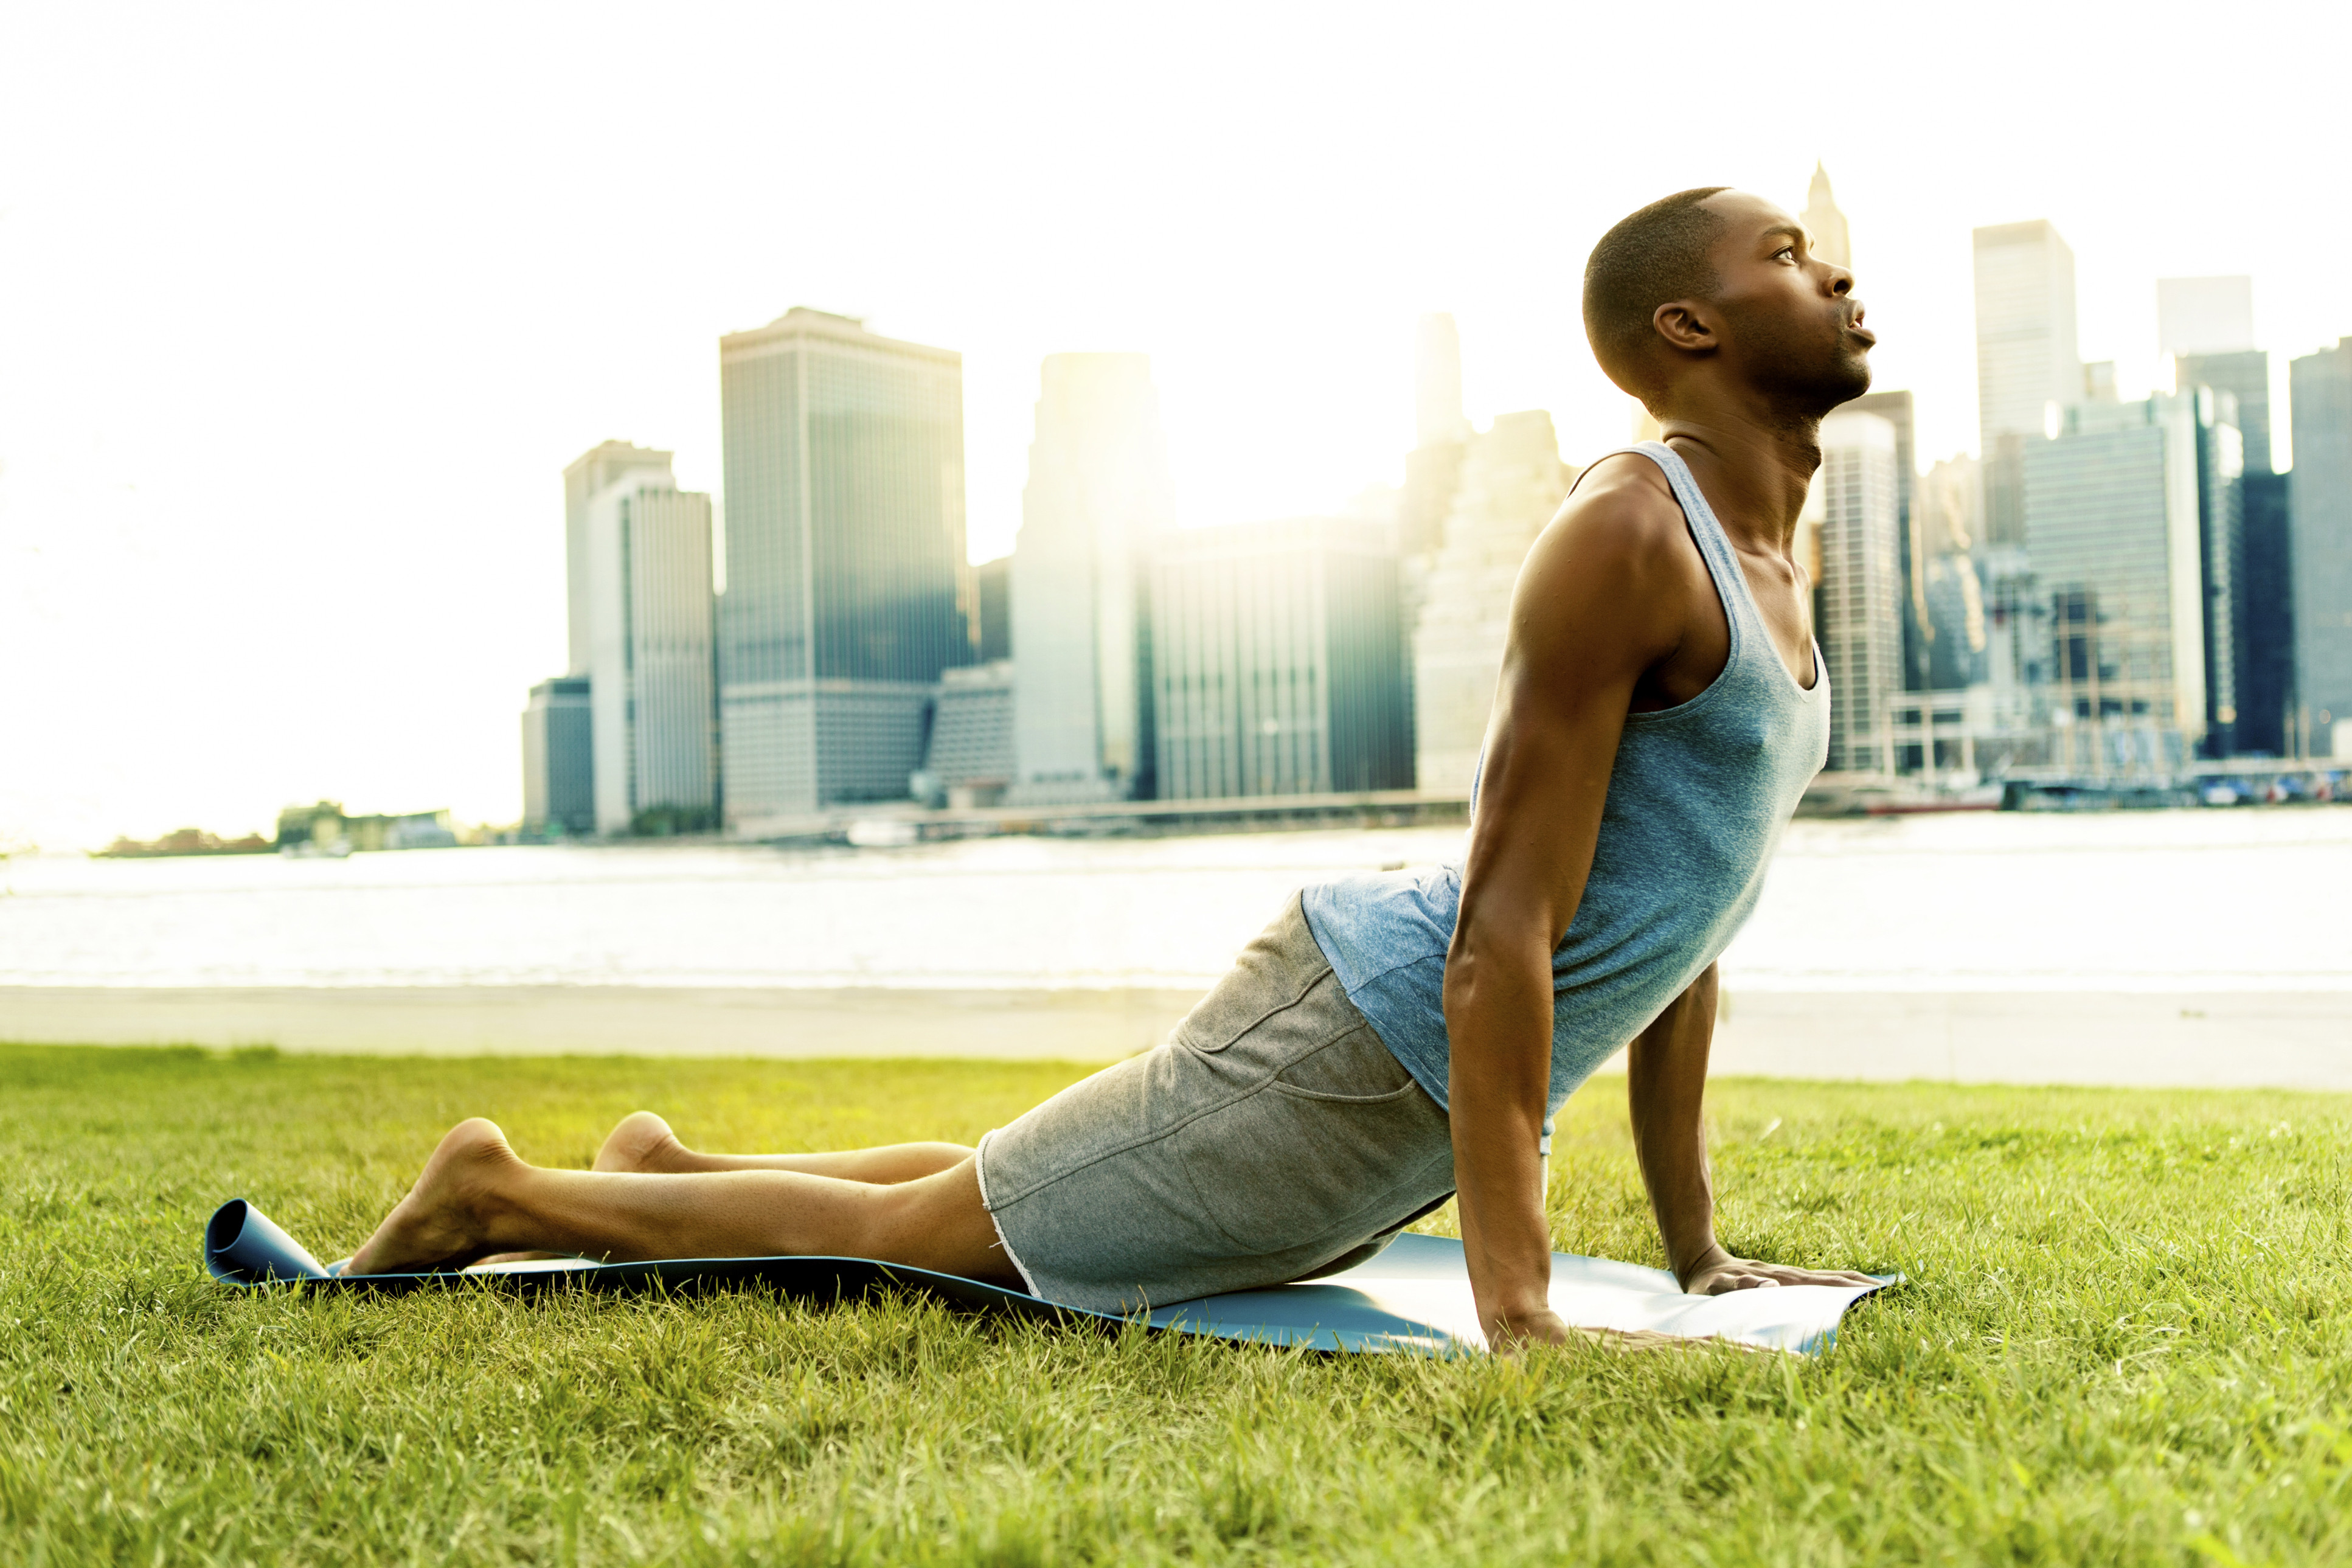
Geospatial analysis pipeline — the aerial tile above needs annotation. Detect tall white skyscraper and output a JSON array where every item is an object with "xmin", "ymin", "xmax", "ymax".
[
  {"xmin": 1974, "ymin": 219, "xmax": 2081, "ymax": 565},
  {"xmin": 1010, "ymin": 353, "xmax": 1174, "ymax": 803},
  {"xmin": 583, "ymin": 469, "xmax": 718, "ymax": 833},
  {"xmin": 1414, "ymin": 313, "xmax": 1470, "ymax": 451},
  {"xmin": 1412, "ymin": 411, "xmax": 1574, "ymax": 794},
  {"xmin": 1811, "ymin": 411, "xmax": 1902, "ymax": 772},
  {"xmin": 1974, "ymin": 220, "xmax": 2081, "ymax": 448},
  {"xmin": 563, "ymin": 440, "xmax": 676, "ymax": 677},
  {"xmin": 2157, "ymin": 277, "xmax": 2255, "ymax": 356},
  {"xmin": 1801, "ymin": 163, "xmax": 1850, "ymax": 269}
]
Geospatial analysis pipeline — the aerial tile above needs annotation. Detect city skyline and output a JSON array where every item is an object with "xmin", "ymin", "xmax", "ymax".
[{"xmin": 6, "ymin": 6, "xmax": 2349, "ymax": 845}]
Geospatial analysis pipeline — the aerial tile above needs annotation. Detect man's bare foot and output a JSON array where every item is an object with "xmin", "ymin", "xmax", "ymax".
[
  {"xmin": 593, "ymin": 1110, "xmax": 692, "ymax": 1173},
  {"xmin": 471, "ymin": 1112, "xmax": 689, "ymax": 1267},
  {"xmin": 345, "ymin": 1118, "xmax": 524, "ymax": 1275}
]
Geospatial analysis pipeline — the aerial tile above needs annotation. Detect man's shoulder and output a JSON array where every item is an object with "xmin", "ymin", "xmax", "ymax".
[
  {"xmin": 1519, "ymin": 451, "xmax": 1698, "ymax": 605},
  {"xmin": 1547, "ymin": 450, "xmax": 1690, "ymax": 560}
]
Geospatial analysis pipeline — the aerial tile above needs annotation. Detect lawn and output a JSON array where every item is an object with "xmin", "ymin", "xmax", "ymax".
[{"xmin": 3, "ymin": 1043, "xmax": 2350, "ymax": 1566}]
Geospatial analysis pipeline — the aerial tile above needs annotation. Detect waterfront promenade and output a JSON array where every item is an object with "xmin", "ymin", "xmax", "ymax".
[{"xmin": 5, "ymin": 807, "xmax": 2346, "ymax": 1088}]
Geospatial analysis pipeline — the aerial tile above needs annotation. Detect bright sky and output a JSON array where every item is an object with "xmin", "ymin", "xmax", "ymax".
[{"xmin": 4, "ymin": 1, "xmax": 2345, "ymax": 848}]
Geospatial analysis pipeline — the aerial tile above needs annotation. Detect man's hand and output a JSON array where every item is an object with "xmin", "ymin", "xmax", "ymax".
[{"xmin": 1679, "ymin": 1243, "xmax": 1878, "ymax": 1295}]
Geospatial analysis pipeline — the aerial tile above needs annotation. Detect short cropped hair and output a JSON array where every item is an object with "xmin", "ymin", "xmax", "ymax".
[{"xmin": 1582, "ymin": 187, "xmax": 1730, "ymax": 398}]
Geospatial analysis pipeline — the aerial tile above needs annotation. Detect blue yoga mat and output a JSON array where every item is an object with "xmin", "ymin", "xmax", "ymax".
[{"xmin": 204, "ymin": 1198, "xmax": 1892, "ymax": 1355}]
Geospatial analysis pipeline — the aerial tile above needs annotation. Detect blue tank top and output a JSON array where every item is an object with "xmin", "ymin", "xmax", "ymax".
[{"xmin": 1302, "ymin": 441, "xmax": 1830, "ymax": 1119}]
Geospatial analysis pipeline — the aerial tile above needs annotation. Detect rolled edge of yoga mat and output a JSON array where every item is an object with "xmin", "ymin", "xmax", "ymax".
[{"xmin": 205, "ymin": 1198, "xmax": 334, "ymax": 1284}]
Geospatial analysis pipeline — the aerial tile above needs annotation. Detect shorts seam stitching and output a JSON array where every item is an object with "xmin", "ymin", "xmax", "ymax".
[
  {"xmin": 982, "ymin": 997, "xmax": 1369, "ymax": 1210},
  {"xmin": 977, "ymin": 1060, "xmax": 1268, "ymax": 1209},
  {"xmin": 1185, "ymin": 962, "xmax": 1336, "ymax": 1053}
]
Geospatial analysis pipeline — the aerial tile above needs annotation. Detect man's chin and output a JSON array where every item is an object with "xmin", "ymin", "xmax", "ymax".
[
  {"xmin": 1831, "ymin": 350, "xmax": 1873, "ymax": 401},
  {"xmin": 1819, "ymin": 358, "xmax": 1873, "ymax": 411}
]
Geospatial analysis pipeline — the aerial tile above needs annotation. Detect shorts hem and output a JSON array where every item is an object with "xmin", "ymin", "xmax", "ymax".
[{"xmin": 972, "ymin": 1129, "xmax": 1044, "ymax": 1299}]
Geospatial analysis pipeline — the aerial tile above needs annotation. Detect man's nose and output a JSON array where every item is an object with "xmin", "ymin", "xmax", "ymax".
[{"xmin": 1828, "ymin": 266, "xmax": 1854, "ymax": 297}]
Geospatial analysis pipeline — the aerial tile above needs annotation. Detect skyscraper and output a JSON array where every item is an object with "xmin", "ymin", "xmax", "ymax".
[
  {"xmin": 2163, "ymin": 278, "xmax": 2290, "ymax": 755},
  {"xmin": 2019, "ymin": 395, "xmax": 2215, "ymax": 771},
  {"xmin": 716, "ymin": 308, "xmax": 970, "ymax": 827},
  {"xmin": 1412, "ymin": 411, "xmax": 1575, "ymax": 794},
  {"xmin": 1010, "ymin": 353, "xmax": 1173, "ymax": 804},
  {"xmin": 1974, "ymin": 221, "xmax": 2081, "ymax": 548},
  {"xmin": 1812, "ymin": 410, "xmax": 1902, "ymax": 772},
  {"xmin": 1839, "ymin": 389, "xmax": 1923, "ymax": 692},
  {"xmin": 1398, "ymin": 314, "xmax": 1471, "ymax": 560},
  {"xmin": 2163, "ymin": 276, "xmax": 2268, "ymax": 472},
  {"xmin": 583, "ymin": 471, "xmax": 718, "ymax": 833},
  {"xmin": 2184, "ymin": 389, "xmax": 2247, "ymax": 757},
  {"xmin": 2290, "ymin": 341, "xmax": 2352, "ymax": 757},
  {"xmin": 2157, "ymin": 277, "xmax": 2256, "ymax": 358},
  {"xmin": 563, "ymin": 441, "xmax": 676, "ymax": 676},
  {"xmin": 1150, "ymin": 519, "xmax": 1410, "ymax": 800},
  {"xmin": 1414, "ymin": 313, "xmax": 1471, "ymax": 451},
  {"xmin": 2236, "ymin": 467, "xmax": 2294, "ymax": 755},
  {"xmin": 1801, "ymin": 163, "xmax": 1851, "ymax": 269}
]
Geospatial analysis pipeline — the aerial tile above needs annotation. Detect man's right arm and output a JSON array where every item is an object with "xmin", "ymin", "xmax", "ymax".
[{"xmin": 1445, "ymin": 459, "xmax": 1695, "ymax": 1350}]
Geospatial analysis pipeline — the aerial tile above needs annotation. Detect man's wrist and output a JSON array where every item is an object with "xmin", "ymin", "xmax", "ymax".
[{"xmin": 1673, "ymin": 1239, "xmax": 1732, "ymax": 1291}]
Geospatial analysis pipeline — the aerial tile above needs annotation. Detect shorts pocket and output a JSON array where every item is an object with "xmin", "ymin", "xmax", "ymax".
[
  {"xmin": 1269, "ymin": 1022, "xmax": 1420, "ymax": 1103},
  {"xmin": 1173, "ymin": 1047, "xmax": 1449, "ymax": 1258}
]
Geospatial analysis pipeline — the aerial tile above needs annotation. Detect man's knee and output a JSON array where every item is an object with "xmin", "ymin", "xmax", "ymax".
[{"xmin": 866, "ymin": 1159, "xmax": 995, "ymax": 1270}]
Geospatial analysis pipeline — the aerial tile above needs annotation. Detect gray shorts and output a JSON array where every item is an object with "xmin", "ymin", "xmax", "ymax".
[{"xmin": 974, "ymin": 894, "xmax": 1458, "ymax": 1313}]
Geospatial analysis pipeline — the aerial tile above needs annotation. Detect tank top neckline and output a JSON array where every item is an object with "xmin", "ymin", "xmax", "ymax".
[{"xmin": 1609, "ymin": 440, "xmax": 1824, "ymax": 705}]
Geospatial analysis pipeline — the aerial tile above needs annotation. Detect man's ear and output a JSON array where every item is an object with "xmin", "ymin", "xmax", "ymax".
[{"xmin": 1651, "ymin": 300, "xmax": 1718, "ymax": 355}]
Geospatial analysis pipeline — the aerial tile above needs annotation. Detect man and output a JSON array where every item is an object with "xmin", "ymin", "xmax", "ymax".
[{"xmin": 347, "ymin": 187, "xmax": 1879, "ymax": 1348}]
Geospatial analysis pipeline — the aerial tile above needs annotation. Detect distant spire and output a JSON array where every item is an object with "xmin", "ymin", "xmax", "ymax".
[{"xmin": 1802, "ymin": 162, "xmax": 1851, "ymax": 271}]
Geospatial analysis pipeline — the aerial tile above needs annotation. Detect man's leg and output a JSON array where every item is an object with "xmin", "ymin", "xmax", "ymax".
[
  {"xmin": 345, "ymin": 1118, "xmax": 1015, "ymax": 1284},
  {"xmin": 593, "ymin": 1111, "xmax": 971, "ymax": 1184}
]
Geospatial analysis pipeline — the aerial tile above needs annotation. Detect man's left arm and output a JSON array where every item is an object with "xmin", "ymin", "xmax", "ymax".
[{"xmin": 1626, "ymin": 963, "xmax": 1879, "ymax": 1295}]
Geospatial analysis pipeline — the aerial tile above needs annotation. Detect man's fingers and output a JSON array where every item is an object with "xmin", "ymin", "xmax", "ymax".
[{"xmin": 1691, "ymin": 1259, "xmax": 1882, "ymax": 1296}]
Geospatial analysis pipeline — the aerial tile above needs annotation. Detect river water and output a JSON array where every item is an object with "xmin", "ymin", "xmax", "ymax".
[{"xmin": 4, "ymin": 808, "xmax": 2348, "ymax": 994}]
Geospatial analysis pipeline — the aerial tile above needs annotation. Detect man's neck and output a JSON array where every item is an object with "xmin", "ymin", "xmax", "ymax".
[{"xmin": 1649, "ymin": 399, "xmax": 1822, "ymax": 555}]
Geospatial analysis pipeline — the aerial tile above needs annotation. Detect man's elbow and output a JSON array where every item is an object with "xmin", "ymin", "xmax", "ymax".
[{"xmin": 1443, "ymin": 919, "xmax": 1551, "ymax": 1010}]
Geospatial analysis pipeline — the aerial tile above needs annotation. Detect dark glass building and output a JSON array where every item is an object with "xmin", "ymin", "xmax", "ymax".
[{"xmin": 2180, "ymin": 350, "xmax": 2289, "ymax": 755}]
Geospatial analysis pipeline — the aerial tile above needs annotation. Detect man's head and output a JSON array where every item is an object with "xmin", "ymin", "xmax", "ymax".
[{"xmin": 1582, "ymin": 187, "xmax": 1873, "ymax": 419}]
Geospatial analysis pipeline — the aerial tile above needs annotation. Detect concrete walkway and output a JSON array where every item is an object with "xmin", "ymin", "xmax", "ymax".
[{"xmin": 4, "ymin": 985, "xmax": 2348, "ymax": 1091}]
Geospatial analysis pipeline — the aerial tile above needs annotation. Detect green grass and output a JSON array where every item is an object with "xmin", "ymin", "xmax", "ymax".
[{"xmin": 4, "ymin": 1044, "xmax": 2351, "ymax": 1566}]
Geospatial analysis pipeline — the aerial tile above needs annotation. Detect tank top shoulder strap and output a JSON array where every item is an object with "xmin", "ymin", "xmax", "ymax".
[{"xmin": 1571, "ymin": 441, "xmax": 1759, "ymax": 637}]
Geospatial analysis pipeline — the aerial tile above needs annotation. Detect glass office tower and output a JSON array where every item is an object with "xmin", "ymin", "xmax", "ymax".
[
  {"xmin": 1151, "ymin": 518, "xmax": 1410, "ymax": 800},
  {"xmin": 717, "ymin": 308, "xmax": 970, "ymax": 825},
  {"xmin": 2019, "ymin": 394, "xmax": 2223, "ymax": 772}
]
